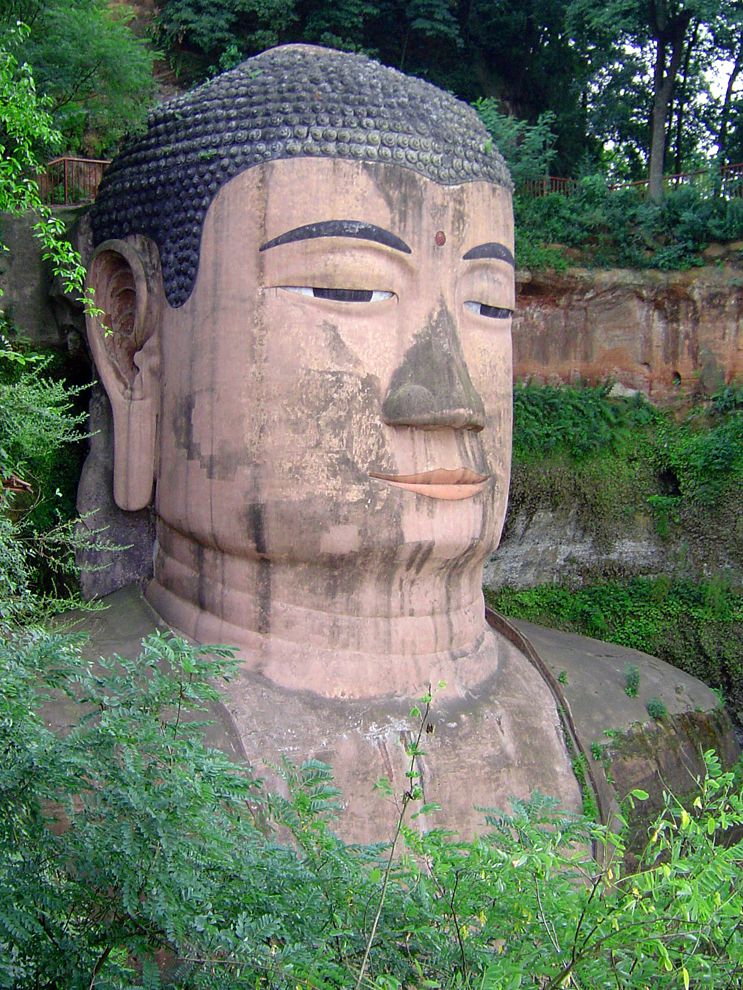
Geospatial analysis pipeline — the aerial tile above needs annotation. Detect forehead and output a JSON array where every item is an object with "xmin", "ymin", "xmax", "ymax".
[{"xmin": 201, "ymin": 158, "xmax": 513, "ymax": 253}]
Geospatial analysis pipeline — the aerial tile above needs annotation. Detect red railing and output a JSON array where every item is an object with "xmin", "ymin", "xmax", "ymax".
[
  {"xmin": 38, "ymin": 157, "xmax": 111, "ymax": 206},
  {"xmin": 520, "ymin": 175, "xmax": 580, "ymax": 198},
  {"xmin": 520, "ymin": 162, "xmax": 743, "ymax": 199}
]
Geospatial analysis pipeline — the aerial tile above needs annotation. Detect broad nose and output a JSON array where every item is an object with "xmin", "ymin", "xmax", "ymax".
[{"xmin": 381, "ymin": 302, "xmax": 486, "ymax": 431}]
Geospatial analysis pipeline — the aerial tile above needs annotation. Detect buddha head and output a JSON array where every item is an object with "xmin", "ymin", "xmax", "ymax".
[{"xmin": 85, "ymin": 45, "xmax": 515, "ymax": 696}]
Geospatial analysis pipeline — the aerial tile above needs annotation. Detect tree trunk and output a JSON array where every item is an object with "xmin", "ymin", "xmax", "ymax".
[
  {"xmin": 649, "ymin": 38, "xmax": 671, "ymax": 202},
  {"xmin": 647, "ymin": 10, "xmax": 691, "ymax": 203},
  {"xmin": 672, "ymin": 21, "xmax": 698, "ymax": 175},
  {"xmin": 717, "ymin": 42, "xmax": 743, "ymax": 164}
]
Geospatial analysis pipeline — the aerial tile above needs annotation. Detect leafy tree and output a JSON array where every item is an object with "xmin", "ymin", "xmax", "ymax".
[
  {"xmin": 156, "ymin": 0, "xmax": 301, "ymax": 78},
  {"xmin": 455, "ymin": 0, "xmax": 601, "ymax": 174},
  {"xmin": 569, "ymin": 0, "xmax": 742, "ymax": 199},
  {"xmin": 0, "ymin": 23, "xmax": 89, "ymax": 294},
  {"xmin": 1, "ymin": 0, "xmax": 155, "ymax": 156},
  {"xmin": 302, "ymin": 0, "xmax": 376, "ymax": 52},
  {"xmin": 710, "ymin": 10, "xmax": 743, "ymax": 165},
  {"xmin": 155, "ymin": 0, "xmax": 466, "ymax": 87},
  {"xmin": 476, "ymin": 100, "xmax": 558, "ymax": 187},
  {"xmin": 1, "ymin": 624, "xmax": 741, "ymax": 987},
  {"xmin": 0, "ymin": 26, "xmax": 112, "ymax": 614}
]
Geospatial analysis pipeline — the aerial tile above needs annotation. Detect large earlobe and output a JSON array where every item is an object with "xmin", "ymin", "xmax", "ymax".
[{"xmin": 86, "ymin": 238, "xmax": 162, "ymax": 511}]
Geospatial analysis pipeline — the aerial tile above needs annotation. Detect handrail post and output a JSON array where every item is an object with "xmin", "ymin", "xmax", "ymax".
[{"xmin": 63, "ymin": 158, "xmax": 68, "ymax": 205}]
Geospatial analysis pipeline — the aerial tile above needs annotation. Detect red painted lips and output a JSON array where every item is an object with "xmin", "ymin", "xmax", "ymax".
[{"xmin": 369, "ymin": 468, "xmax": 489, "ymax": 500}]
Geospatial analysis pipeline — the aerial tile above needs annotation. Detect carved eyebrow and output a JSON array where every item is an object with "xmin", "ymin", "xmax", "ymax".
[
  {"xmin": 462, "ymin": 242, "xmax": 515, "ymax": 265},
  {"xmin": 260, "ymin": 220, "xmax": 412, "ymax": 254}
]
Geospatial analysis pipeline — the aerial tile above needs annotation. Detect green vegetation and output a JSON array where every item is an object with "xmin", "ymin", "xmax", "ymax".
[
  {"xmin": 487, "ymin": 578, "xmax": 743, "ymax": 726},
  {"xmin": 152, "ymin": 0, "xmax": 743, "ymax": 194},
  {"xmin": 1, "ymin": 23, "xmax": 741, "ymax": 990},
  {"xmin": 1, "ymin": 2, "xmax": 155, "ymax": 156},
  {"xmin": 6, "ymin": 2, "xmax": 740, "ymax": 269},
  {"xmin": 512, "ymin": 381, "xmax": 660, "ymax": 461},
  {"xmin": 500, "ymin": 385, "xmax": 743, "ymax": 724},
  {"xmin": 514, "ymin": 179, "xmax": 743, "ymax": 271},
  {"xmin": 2, "ymin": 627, "xmax": 741, "ymax": 988},
  {"xmin": 625, "ymin": 664, "xmax": 640, "ymax": 698},
  {"xmin": 646, "ymin": 697, "xmax": 669, "ymax": 720},
  {"xmin": 0, "ymin": 23, "xmax": 97, "ymax": 304},
  {"xmin": 0, "ymin": 28, "xmax": 111, "ymax": 611},
  {"xmin": 0, "ymin": 336, "xmax": 96, "ymax": 610},
  {"xmin": 471, "ymin": 106, "xmax": 743, "ymax": 272},
  {"xmin": 507, "ymin": 382, "xmax": 743, "ymax": 551}
]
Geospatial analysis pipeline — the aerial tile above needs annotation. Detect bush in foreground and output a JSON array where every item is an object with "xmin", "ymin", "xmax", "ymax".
[{"xmin": 1, "ymin": 630, "xmax": 741, "ymax": 988}]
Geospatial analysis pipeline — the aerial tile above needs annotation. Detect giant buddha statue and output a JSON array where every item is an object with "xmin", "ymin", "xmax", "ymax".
[{"xmin": 81, "ymin": 45, "xmax": 582, "ymax": 838}]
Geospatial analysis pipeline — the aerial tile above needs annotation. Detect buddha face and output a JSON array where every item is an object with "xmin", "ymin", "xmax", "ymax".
[{"xmin": 151, "ymin": 157, "xmax": 514, "ymax": 578}]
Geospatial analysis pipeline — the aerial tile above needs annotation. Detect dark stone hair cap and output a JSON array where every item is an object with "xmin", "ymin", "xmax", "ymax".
[{"xmin": 91, "ymin": 44, "xmax": 512, "ymax": 307}]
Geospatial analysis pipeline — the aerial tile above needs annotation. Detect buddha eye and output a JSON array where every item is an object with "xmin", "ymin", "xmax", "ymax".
[
  {"xmin": 464, "ymin": 301, "xmax": 513, "ymax": 319},
  {"xmin": 281, "ymin": 286, "xmax": 394, "ymax": 303}
]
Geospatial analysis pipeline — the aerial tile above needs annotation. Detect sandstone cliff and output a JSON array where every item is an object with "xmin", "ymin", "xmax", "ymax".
[{"xmin": 513, "ymin": 256, "xmax": 743, "ymax": 401}]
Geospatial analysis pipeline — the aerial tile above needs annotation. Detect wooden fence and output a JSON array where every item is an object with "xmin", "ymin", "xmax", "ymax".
[
  {"xmin": 520, "ymin": 162, "xmax": 743, "ymax": 199},
  {"xmin": 38, "ymin": 157, "xmax": 111, "ymax": 206}
]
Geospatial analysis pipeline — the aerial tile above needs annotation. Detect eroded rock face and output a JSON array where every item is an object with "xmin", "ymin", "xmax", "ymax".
[
  {"xmin": 485, "ymin": 506, "xmax": 665, "ymax": 589},
  {"xmin": 485, "ymin": 501, "xmax": 743, "ymax": 591},
  {"xmin": 513, "ymin": 266, "xmax": 743, "ymax": 400}
]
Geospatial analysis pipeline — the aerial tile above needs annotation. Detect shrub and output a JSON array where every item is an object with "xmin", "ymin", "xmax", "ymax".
[
  {"xmin": 512, "ymin": 381, "xmax": 659, "ymax": 463},
  {"xmin": 475, "ymin": 99, "xmax": 557, "ymax": 187},
  {"xmin": 1, "ymin": 630, "xmax": 741, "ymax": 989},
  {"xmin": 0, "ymin": 339, "xmax": 116, "ymax": 616},
  {"xmin": 512, "ymin": 176, "xmax": 743, "ymax": 271},
  {"xmin": 658, "ymin": 414, "xmax": 743, "ymax": 505},
  {"xmin": 506, "ymin": 383, "xmax": 743, "ymax": 566},
  {"xmin": 625, "ymin": 664, "xmax": 640, "ymax": 697},
  {"xmin": 646, "ymin": 697, "xmax": 668, "ymax": 720}
]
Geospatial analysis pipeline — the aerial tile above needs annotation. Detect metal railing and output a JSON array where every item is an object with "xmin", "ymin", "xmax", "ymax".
[
  {"xmin": 519, "ymin": 162, "xmax": 743, "ymax": 199},
  {"xmin": 38, "ymin": 157, "xmax": 111, "ymax": 206}
]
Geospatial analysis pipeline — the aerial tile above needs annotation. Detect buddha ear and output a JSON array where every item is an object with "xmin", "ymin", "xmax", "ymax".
[{"xmin": 86, "ymin": 238, "xmax": 163, "ymax": 511}]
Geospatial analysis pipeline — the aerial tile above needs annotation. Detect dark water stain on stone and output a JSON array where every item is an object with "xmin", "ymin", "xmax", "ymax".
[
  {"xmin": 256, "ymin": 557, "xmax": 271, "ymax": 634},
  {"xmin": 195, "ymin": 543, "xmax": 208, "ymax": 611},
  {"xmin": 245, "ymin": 501, "xmax": 271, "ymax": 633},
  {"xmin": 382, "ymin": 302, "xmax": 485, "ymax": 429},
  {"xmin": 173, "ymin": 394, "xmax": 197, "ymax": 457},
  {"xmin": 246, "ymin": 502, "xmax": 268, "ymax": 556},
  {"xmin": 172, "ymin": 393, "xmax": 252, "ymax": 479}
]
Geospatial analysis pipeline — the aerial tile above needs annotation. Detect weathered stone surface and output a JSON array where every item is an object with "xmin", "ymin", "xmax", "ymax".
[
  {"xmin": 485, "ymin": 503, "xmax": 742, "ymax": 590},
  {"xmin": 60, "ymin": 586, "xmax": 582, "ymax": 843},
  {"xmin": 76, "ymin": 384, "xmax": 155, "ymax": 597},
  {"xmin": 509, "ymin": 618, "xmax": 740, "ymax": 834},
  {"xmin": 606, "ymin": 709, "xmax": 740, "ymax": 819},
  {"xmin": 485, "ymin": 507, "xmax": 661, "ymax": 588},
  {"xmin": 56, "ymin": 586, "xmax": 740, "ymax": 843},
  {"xmin": 0, "ymin": 213, "xmax": 61, "ymax": 345},
  {"xmin": 513, "ymin": 266, "xmax": 743, "ymax": 400}
]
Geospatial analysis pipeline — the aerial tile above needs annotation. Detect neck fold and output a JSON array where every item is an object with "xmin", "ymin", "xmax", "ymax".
[{"xmin": 147, "ymin": 520, "xmax": 498, "ymax": 698}]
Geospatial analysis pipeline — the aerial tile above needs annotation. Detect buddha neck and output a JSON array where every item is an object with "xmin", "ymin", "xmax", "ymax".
[{"xmin": 146, "ymin": 519, "xmax": 500, "ymax": 699}]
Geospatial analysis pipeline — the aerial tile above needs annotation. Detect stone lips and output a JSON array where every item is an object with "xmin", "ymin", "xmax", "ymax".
[{"xmin": 91, "ymin": 44, "xmax": 512, "ymax": 308}]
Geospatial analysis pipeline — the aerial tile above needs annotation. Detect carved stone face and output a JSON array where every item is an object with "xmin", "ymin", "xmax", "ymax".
[
  {"xmin": 154, "ymin": 158, "xmax": 513, "ymax": 570},
  {"xmin": 88, "ymin": 154, "xmax": 514, "ymax": 676}
]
